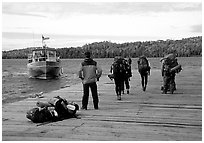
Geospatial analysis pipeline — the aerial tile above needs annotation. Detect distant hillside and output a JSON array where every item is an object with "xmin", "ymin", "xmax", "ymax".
[{"xmin": 2, "ymin": 36, "xmax": 202, "ymax": 59}]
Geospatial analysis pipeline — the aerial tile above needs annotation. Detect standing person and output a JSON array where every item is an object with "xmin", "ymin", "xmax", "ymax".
[
  {"xmin": 127, "ymin": 57, "xmax": 132, "ymax": 68},
  {"xmin": 123, "ymin": 59, "xmax": 132, "ymax": 94},
  {"xmin": 161, "ymin": 58, "xmax": 172, "ymax": 94},
  {"xmin": 137, "ymin": 55, "xmax": 151, "ymax": 91},
  {"xmin": 161, "ymin": 53, "xmax": 182, "ymax": 94},
  {"xmin": 78, "ymin": 51, "xmax": 102, "ymax": 110},
  {"xmin": 110, "ymin": 56, "xmax": 126, "ymax": 100}
]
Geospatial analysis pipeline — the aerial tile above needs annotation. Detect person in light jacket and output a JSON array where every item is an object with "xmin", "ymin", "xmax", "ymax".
[{"xmin": 78, "ymin": 51, "xmax": 102, "ymax": 110}]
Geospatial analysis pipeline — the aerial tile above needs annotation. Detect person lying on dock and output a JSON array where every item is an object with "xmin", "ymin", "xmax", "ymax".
[{"xmin": 26, "ymin": 96, "xmax": 79, "ymax": 123}]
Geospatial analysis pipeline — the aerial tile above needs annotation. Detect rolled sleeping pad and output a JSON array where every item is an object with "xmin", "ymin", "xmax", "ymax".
[
  {"xmin": 160, "ymin": 58, "xmax": 164, "ymax": 62},
  {"xmin": 36, "ymin": 101, "xmax": 52, "ymax": 108},
  {"xmin": 160, "ymin": 54, "xmax": 176, "ymax": 62},
  {"xmin": 170, "ymin": 64, "xmax": 182, "ymax": 72},
  {"xmin": 164, "ymin": 53, "xmax": 176, "ymax": 60}
]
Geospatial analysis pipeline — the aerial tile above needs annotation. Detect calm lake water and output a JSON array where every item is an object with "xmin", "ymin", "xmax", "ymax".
[{"xmin": 2, "ymin": 57, "xmax": 201, "ymax": 104}]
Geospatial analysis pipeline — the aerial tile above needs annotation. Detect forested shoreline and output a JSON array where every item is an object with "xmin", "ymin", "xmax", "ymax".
[{"xmin": 2, "ymin": 36, "xmax": 202, "ymax": 59}]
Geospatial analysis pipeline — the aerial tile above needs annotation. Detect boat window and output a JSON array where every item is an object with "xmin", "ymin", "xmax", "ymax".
[
  {"xmin": 34, "ymin": 51, "xmax": 43, "ymax": 58},
  {"xmin": 28, "ymin": 54, "xmax": 33, "ymax": 63},
  {"xmin": 28, "ymin": 59, "xmax": 32, "ymax": 63},
  {"xmin": 39, "ymin": 57, "xmax": 46, "ymax": 61},
  {"xmin": 28, "ymin": 54, "xmax": 32, "ymax": 59},
  {"xmin": 48, "ymin": 51, "xmax": 55, "ymax": 57},
  {"xmin": 46, "ymin": 50, "xmax": 56, "ymax": 61},
  {"xmin": 41, "ymin": 51, "xmax": 46, "ymax": 57}
]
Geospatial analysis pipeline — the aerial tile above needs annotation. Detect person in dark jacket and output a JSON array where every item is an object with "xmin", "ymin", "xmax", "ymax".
[
  {"xmin": 138, "ymin": 55, "xmax": 150, "ymax": 91},
  {"xmin": 78, "ymin": 51, "xmax": 102, "ymax": 110},
  {"xmin": 110, "ymin": 56, "xmax": 126, "ymax": 100},
  {"xmin": 122, "ymin": 59, "xmax": 132, "ymax": 94}
]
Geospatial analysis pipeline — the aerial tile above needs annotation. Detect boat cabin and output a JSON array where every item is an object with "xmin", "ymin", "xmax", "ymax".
[{"xmin": 28, "ymin": 48, "xmax": 59, "ymax": 63}]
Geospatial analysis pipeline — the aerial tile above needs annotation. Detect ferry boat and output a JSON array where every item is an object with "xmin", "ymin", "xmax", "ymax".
[{"xmin": 27, "ymin": 36, "xmax": 62, "ymax": 79}]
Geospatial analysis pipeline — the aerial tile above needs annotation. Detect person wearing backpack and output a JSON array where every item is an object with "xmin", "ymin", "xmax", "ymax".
[
  {"xmin": 137, "ymin": 55, "xmax": 151, "ymax": 91},
  {"xmin": 122, "ymin": 58, "xmax": 132, "ymax": 94},
  {"xmin": 110, "ymin": 56, "xmax": 126, "ymax": 100},
  {"xmin": 161, "ymin": 53, "xmax": 182, "ymax": 94},
  {"xmin": 79, "ymin": 51, "xmax": 102, "ymax": 110}
]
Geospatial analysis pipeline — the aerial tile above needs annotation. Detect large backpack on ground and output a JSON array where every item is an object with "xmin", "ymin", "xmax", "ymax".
[
  {"xmin": 54, "ymin": 98, "xmax": 79, "ymax": 119},
  {"xmin": 138, "ymin": 56, "xmax": 150, "ymax": 73},
  {"xmin": 26, "ymin": 107, "xmax": 54, "ymax": 123},
  {"xmin": 26, "ymin": 97, "xmax": 79, "ymax": 123},
  {"xmin": 112, "ymin": 58, "xmax": 125, "ymax": 77}
]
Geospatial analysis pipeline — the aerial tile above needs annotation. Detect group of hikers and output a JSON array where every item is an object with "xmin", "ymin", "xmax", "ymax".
[
  {"xmin": 78, "ymin": 51, "xmax": 182, "ymax": 108},
  {"xmin": 26, "ymin": 51, "xmax": 182, "ymax": 123},
  {"xmin": 109, "ymin": 56, "xmax": 132, "ymax": 100},
  {"xmin": 108, "ymin": 55, "xmax": 151, "ymax": 100}
]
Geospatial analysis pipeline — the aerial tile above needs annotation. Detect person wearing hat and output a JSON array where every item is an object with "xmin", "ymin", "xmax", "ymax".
[{"xmin": 78, "ymin": 51, "xmax": 102, "ymax": 110}]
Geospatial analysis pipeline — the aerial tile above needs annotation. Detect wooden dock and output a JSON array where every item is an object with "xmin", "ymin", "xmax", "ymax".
[{"xmin": 2, "ymin": 69, "xmax": 202, "ymax": 141}]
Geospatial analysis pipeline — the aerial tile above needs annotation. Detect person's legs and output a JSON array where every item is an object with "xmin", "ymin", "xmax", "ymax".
[
  {"xmin": 163, "ymin": 76, "xmax": 169, "ymax": 94},
  {"xmin": 114, "ymin": 78, "xmax": 120, "ymax": 95},
  {"xmin": 144, "ymin": 73, "xmax": 148, "ymax": 91},
  {"xmin": 90, "ymin": 82, "xmax": 99, "ymax": 109},
  {"xmin": 140, "ymin": 73, "xmax": 145, "ymax": 90},
  {"xmin": 172, "ymin": 74, "xmax": 176, "ymax": 90},
  {"xmin": 114, "ymin": 78, "xmax": 121, "ymax": 100},
  {"xmin": 124, "ymin": 78, "xmax": 130, "ymax": 94},
  {"xmin": 118, "ymin": 79, "xmax": 124, "ymax": 100},
  {"xmin": 121, "ymin": 79, "xmax": 125, "ymax": 94},
  {"xmin": 82, "ymin": 84, "xmax": 89, "ymax": 109}
]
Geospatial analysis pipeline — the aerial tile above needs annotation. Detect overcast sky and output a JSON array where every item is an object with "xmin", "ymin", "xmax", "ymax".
[{"xmin": 2, "ymin": 1, "xmax": 202, "ymax": 51}]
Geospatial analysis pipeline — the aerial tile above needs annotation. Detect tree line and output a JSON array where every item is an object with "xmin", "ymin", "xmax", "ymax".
[{"xmin": 2, "ymin": 36, "xmax": 202, "ymax": 59}]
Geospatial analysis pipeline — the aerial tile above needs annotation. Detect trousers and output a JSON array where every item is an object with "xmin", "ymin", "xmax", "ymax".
[
  {"xmin": 140, "ymin": 72, "xmax": 148, "ymax": 87},
  {"xmin": 114, "ymin": 77, "xmax": 124, "ymax": 95},
  {"xmin": 163, "ymin": 74, "xmax": 175, "ymax": 93},
  {"xmin": 82, "ymin": 82, "xmax": 99, "ymax": 109},
  {"xmin": 124, "ymin": 77, "xmax": 130, "ymax": 90}
]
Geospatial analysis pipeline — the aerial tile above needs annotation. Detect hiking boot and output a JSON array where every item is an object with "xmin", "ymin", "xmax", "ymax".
[
  {"xmin": 117, "ymin": 95, "xmax": 121, "ymax": 100},
  {"xmin": 94, "ymin": 105, "xmax": 99, "ymax": 110},
  {"xmin": 127, "ymin": 90, "xmax": 129, "ymax": 94},
  {"xmin": 162, "ymin": 91, "xmax": 167, "ymax": 94},
  {"xmin": 81, "ymin": 107, "xmax": 87, "ymax": 110},
  {"xmin": 122, "ymin": 91, "xmax": 124, "ymax": 94}
]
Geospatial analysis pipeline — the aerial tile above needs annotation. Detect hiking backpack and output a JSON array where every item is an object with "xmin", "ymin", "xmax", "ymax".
[
  {"xmin": 163, "ymin": 57, "xmax": 181, "ymax": 74},
  {"xmin": 26, "ymin": 107, "xmax": 53, "ymax": 123},
  {"xmin": 112, "ymin": 58, "xmax": 125, "ymax": 76},
  {"xmin": 138, "ymin": 57, "xmax": 150, "ymax": 72},
  {"xmin": 54, "ymin": 98, "xmax": 79, "ymax": 119},
  {"xmin": 26, "ymin": 97, "xmax": 79, "ymax": 123}
]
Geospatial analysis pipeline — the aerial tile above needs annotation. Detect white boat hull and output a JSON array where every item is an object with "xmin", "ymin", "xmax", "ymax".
[{"xmin": 27, "ymin": 61, "xmax": 62, "ymax": 79}]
